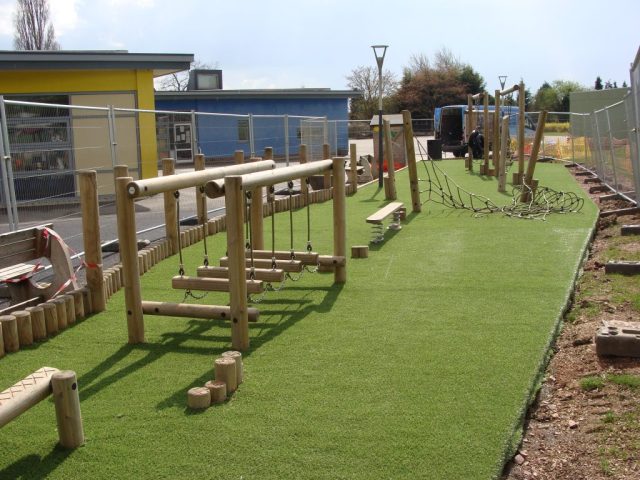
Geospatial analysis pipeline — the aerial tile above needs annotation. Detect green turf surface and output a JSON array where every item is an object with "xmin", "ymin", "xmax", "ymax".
[{"xmin": 0, "ymin": 161, "xmax": 597, "ymax": 479}]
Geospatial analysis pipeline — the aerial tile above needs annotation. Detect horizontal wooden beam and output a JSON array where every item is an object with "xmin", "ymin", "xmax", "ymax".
[
  {"xmin": 128, "ymin": 161, "xmax": 275, "ymax": 198},
  {"xmin": 226, "ymin": 159, "xmax": 333, "ymax": 191},
  {"xmin": 0, "ymin": 367, "xmax": 59, "ymax": 428},
  {"xmin": 318, "ymin": 255, "xmax": 346, "ymax": 267},
  {"xmin": 141, "ymin": 300, "xmax": 259, "ymax": 322},
  {"xmin": 246, "ymin": 249, "xmax": 319, "ymax": 266},
  {"xmin": 499, "ymin": 84, "xmax": 520, "ymax": 96},
  {"xmin": 172, "ymin": 276, "xmax": 264, "ymax": 294},
  {"xmin": 197, "ymin": 265, "xmax": 286, "ymax": 283},
  {"xmin": 219, "ymin": 257, "xmax": 303, "ymax": 273}
]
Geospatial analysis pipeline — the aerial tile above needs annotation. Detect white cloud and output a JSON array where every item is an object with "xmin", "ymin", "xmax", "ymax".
[{"xmin": 50, "ymin": 0, "xmax": 82, "ymax": 36}]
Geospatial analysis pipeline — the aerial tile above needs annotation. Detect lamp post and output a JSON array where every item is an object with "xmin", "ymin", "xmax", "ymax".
[{"xmin": 372, "ymin": 45, "xmax": 388, "ymax": 188}]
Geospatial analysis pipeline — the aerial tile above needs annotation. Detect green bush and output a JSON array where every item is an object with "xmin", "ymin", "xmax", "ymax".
[{"xmin": 581, "ymin": 376, "xmax": 605, "ymax": 391}]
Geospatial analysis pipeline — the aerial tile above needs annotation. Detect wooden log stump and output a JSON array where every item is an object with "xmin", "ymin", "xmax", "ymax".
[
  {"xmin": 221, "ymin": 350, "xmax": 244, "ymax": 385},
  {"xmin": 13, "ymin": 310, "xmax": 33, "ymax": 346},
  {"xmin": 42, "ymin": 302, "xmax": 59, "ymax": 335},
  {"xmin": 0, "ymin": 315, "xmax": 19, "ymax": 353},
  {"xmin": 80, "ymin": 287, "xmax": 93, "ymax": 315},
  {"xmin": 351, "ymin": 245, "xmax": 369, "ymax": 259},
  {"xmin": 51, "ymin": 370, "xmax": 85, "ymax": 448},
  {"xmin": 187, "ymin": 386, "xmax": 211, "ymax": 410},
  {"xmin": 53, "ymin": 298, "xmax": 68, "ymax": 330},
  {"xmin": 26, "ymin": 306, "xmax": 46, "ymax": 341},
  {"xmin": 71, "ymin": 290, "xmax": 85, "ymax": 319},
  {"xmin": 214, "ymin": 357, "xmax": 238, "ymax": 394},
  {"xmin": 205, "ymin": 380, "xmax": 227, "ymax": 404},
  {"xmin": 61, "ymin": 295, "xmax": 76, "ymax": 325}
]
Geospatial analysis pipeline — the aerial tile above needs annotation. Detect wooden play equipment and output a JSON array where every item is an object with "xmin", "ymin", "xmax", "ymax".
[
  {"xmin": 204, "ymin": 158, "xmax": 347, "ymax": 351},
  {"xmin": 0, "ymin": 224, "xmax": 78, "ymax": 305},
  {"xmin": 366, "ymin": 202, "xmax": 405, "ymax": 244},
  {"xmin": 491, "ymin": 82, "xmax": 526, "ymax": 182},
  {"xmin": 519, "ymin": 110, "xmax": 547, "ymax": 203},
  {"xmin": 401, "ymin": 110, "xmax": 422, "ymax": 214},
  {"xmin": 383, "ymin": 119, "xmax": 397, "ymax": 200},
  {"xmin": 0, "ymin": 367, "xmax": 84, "ymax": 448},
  {"xmin": 187, "ymin": 387, "xmax": 210, "ymax": 409},
  {"xmin": 116, "ymin": 160, "xmax": 276, "ymax": 345},
  {"xmin": 351, "ymin": 245, "xmax": 369, "ymax": 258}
]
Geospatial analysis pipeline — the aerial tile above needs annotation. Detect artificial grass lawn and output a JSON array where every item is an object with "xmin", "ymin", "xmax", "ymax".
[{"xmin": 0, "ymin": 161, "xmax": 597, "ymax": 479}]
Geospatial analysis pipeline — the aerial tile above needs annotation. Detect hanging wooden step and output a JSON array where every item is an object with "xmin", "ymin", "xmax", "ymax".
[
  {"xmin": 197, "ymin": 265, "xmax": 286, "ymax": 283},
  {"xmin": 171, "ymin": 276, "xmax": 264, "ymax": 294},
  {"xmin": 219, "ymin": 257, "xmax": 303, "ymax": 273},
  {"xmin": 141, "ymin": 300, "xmax": 259, "ymax": 322},
  {"xmin": 244, "ymin": 249, "xmax": 319, "ymax": 266}
]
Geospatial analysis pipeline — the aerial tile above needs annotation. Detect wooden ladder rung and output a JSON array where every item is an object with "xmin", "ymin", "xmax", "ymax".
[
  {"xmin": 219, "ymin": 257, "xmax": 303, "ymax": 273},
  {"xmin": 197, "ymin": 266, "xmax": 286, "ymax": 283}
]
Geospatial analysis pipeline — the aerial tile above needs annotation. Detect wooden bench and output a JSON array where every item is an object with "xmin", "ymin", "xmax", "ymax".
[
  {"xmin": 366, "ymin": 202, "xmax": 405, "ymax": 244},
  {"xmin": 0, "ymin": 224, "xmax": 78, "ymax": 304}
]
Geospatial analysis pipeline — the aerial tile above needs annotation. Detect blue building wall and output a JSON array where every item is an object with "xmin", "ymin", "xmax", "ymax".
[{"xmin": 155, "ymin": 96, "xmax": 350, "ymax": 159}]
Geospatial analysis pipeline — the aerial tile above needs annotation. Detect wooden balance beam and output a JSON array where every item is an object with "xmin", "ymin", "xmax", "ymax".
[
  {"xmin": 141, "ymin": 301, "xmax": 259, "ymax": 322},
  {"xmin": 219, "ymin": 257, "xmax": 303, "ymax": 273},
  {"xmin": 172, "ymin": 276, "xmax": 264, "ymax": 294},
  {"xmin": 245, "ymin": 249, "xmax": 319, "ymax": 266},
  {"xmin": 0, "ymin": 367, "xmax": 84, "ymax": 448},
  {"xmin": 197, "ymin": 265, "xmax": 286, "ymax": 283}
]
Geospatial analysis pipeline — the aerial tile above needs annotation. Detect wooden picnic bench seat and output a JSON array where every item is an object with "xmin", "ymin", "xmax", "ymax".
[
  {"xmin": 0, "ymin": 224, "xmax": 78, "ymax": 304},
  {"xmin": 366, "ymin": 202, "xmax": 405, "ymax": 243}
]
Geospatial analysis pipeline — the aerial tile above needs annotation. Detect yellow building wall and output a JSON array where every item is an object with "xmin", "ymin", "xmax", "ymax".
[{"xmin": 0, "ymin": 69, "xmax": 159, "ymax": 179}]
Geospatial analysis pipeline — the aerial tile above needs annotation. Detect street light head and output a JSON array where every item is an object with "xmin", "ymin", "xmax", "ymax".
[
  {"xmin": 371, "ymin": 45, "xmax": 388, "ymax": 69},
  {"xmin": 498, "ymin": 75, "xmax": 508, "ymax": 90}
]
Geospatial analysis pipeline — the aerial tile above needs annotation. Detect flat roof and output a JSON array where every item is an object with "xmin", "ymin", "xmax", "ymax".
[
  {"xmin": 155, "ymin": 88, "xmax": 362, "ymax": 100},
  {"xmin": 0, "ymin": 50, "xmax": 194, "ymax": 77}
]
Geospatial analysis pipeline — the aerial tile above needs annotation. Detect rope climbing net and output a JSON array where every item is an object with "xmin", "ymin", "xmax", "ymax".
[{"xmin": 415, "ymin": 141, "xmax": 584, "ymax": 220}]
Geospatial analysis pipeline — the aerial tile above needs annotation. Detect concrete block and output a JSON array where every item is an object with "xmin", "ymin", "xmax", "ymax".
[{"xmin": 596, "ymin": 320, "xmax": 640, "ymax": 357}]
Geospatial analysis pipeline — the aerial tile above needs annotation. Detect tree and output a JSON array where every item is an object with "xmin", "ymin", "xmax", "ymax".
[
  {"xmin": 394, "ymin": 48, "xmax": 485, "ymax": 119},
  {"xmin": 595, "ymin": 76, "xmax": 603, "ymax": 90},
  {"xmin": 156, "ymin": 60, "xmax": 218, "ymax": 91},
  {"xmin": 13, "ymin": 0, "xmax": 59, "ymax": 50},
  {"xmin": 533, "ymin": 82, "xmax": 558, "ymax": 111},
  {"xmin": 345, "ymin": 65, "xmax": 398, "ymax": 120}
]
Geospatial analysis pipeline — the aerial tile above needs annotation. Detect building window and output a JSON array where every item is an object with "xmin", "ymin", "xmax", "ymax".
[
  {"xmin": 197, "ymin": 73, "xmax": 220, "ymax": 90},
  {"xmin": 238, "ymin": 119, "xmax": 249, "ymax": 142}
]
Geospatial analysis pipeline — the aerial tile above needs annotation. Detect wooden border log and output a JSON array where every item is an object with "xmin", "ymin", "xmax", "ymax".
[
  {"xmin": 221, "ymin": 350, "xmax": 244, "ymax": 385},
  {"xmin": 13, "ymin": 310, "xmax": 33, "ymax": 346},
  {"xmin": 51, "ymin": 370, "xmax": 84, "ymax": 448},
  {"xmin": 0, "ymin": 325, "xmax": 3, "ymax": 358},
  {"xmin": 0, "ymin": 367, "xmax": 60, "ymax": 428},
  {"xmin": 172, "ymin": 276, "xmax": 264, "ymax": 295},
  {"xmin": 205, "ymin": 380, "xmax": 227, "ymax": 404},
  {"xmin": 197, "ymin": 266, "xmax": 286, "ymax": 283},
  {"xmin": 42, "ymin": 302, "xmax": 58, "ymax": 335},
  {"xmin": 26, "ymin": 306, "xmax": 46, "ymax": 341},
  {"xmin": 53, "ymin": 298, "xmax": 68, "ymax": 330},
  {"xmin": 0, "ymin": 315, "xmax": 19, "ymax": 352},
  {"xmin": 214, "ymin": 357, "xmax": 238, "ymax": 394},
  {"xmin": 141, "ymin": 301, "xmax": 259, "ymax": 323},
  {"xmin": 61, "ymin": 295, "xmax": 76, "ymax": 325},
  {"xmin": 79, "ymin": 287, "xmax": 92, "ymax": 315}
]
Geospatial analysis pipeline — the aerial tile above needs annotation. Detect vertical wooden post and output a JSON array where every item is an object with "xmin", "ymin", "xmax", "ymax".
[
  {"xmin": 0, "ymin": 315, "xmax": 19, "ymax": 353},
  {"xmin": 466, "ymin": 94, "xmax": 474, "ymax": 170},
  {"xmin": 116, "ymin": 176, "xmax": 144, "ymax": 343},
  {"xmin": 493, "ymin": 90, "xmax": 501, "ymax": 177},
  {"xmin": 383, "ymin": 120, "xmax": 397, "ymax": 200},
  {"xmin": 520, "ymin": 111, "xmax": 548, "ymax": 203},
  {"xmin": 51, "ymin": 370, "xmax": 84, "ymax": 448},
  {"xmin": 401, "ymin": 110, "xmax": 422, "ymax": 213},
  {"xmin": 194, "ymin": 153, "xmax": 208, "ymax": 236},
  {"xmin": 349, "ymin": 143, "xmax": 358, "ymax": 191},
  {"xmin": 26, "ymin": 306, "xmax": 46, "ymax": 341},
  {"xmin": 234, "ymin": 150, "xmax": 245, "ymax": 164},
  {"xmin": 42, "ymin": 302, "xmax": 58, "ymax": 335},
  {"xmin": 483, "ymin": 94, "xmax": 490, "ymax": 173},
  {"xmin": 498, "ymin": 115, "xmax": 509, "ymax": 192},
  {"xmin": 224, "ymin": 176, "xmax": 249, "ymax": 351},
  {"xmin": 78, "ymin": 170, "xmax": 106, "ymax": 313},
  {"xmin": 263, "ymin": 147, "xmax": 273, "ymax": 160},
  {"xmin": 13, "ymin": 310, "xmax": 32, "ymax": 346},
  {"xmin": 113, "ymin": 164, "xmax": 129, "ymax": 179},
  {"xmin": 516, "ymin": 80, "xmax": 526, "ymax": 184},
  {"xmin": 162, "ymin": 158, "xmax": 178, "ymax": 255},
  {"xmin": 299, "ymin": 144, "xmax": 309, "ymax": 204},
  {"xmin": 250, "ymin": 178, "xmax": 264, "ymax": 252},
  {"xmin": 332, "ymin": 158, "xmax": 347, "ymax": 284},
  {"xmin": 323, "ymin": 143, "xmax": 332, "ymax": 189}
]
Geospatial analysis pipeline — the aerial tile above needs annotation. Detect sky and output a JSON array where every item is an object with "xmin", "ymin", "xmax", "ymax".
[{"xmin": 0, "ymin": 0, "xmax": 638, "ymax": 94}]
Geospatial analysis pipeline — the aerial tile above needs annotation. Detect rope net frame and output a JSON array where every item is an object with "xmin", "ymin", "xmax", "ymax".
[{"xmin": 415, "ymin": 141, "xmax": 584, "ymax": 220}]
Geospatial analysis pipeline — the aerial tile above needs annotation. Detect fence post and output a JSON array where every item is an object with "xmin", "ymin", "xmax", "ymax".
[
  {"xmin": 190, "ymin": 110, "xmax": 198, "ymax": 159},
  {"xmin": 248, "ymin": 114, "xmax": 255, "ymax": 158},
  {"xmin": 107, "ymin": 105, "xmax": 118, "ymax": 170},
  {"xmin": 78, "ymin": 170, "xmax": 106, "ymax": 313},
  {"xmin": 194, "ymin": 153, "xmax": 207, "ymax": 233},
  {"xmin": 0, "ymin": 97, "xmax": 18, "ymax": 230},
  {"xmin": 605, "ymin": 108, "xmax": 619, "ymax": 190},
  {"xmin": 593, "ymin": 114, "xmax": 605, "ymax": 178},
  {"xmin": 284, "ymin": 114, "xmax": 290, "ymax": 166}
]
